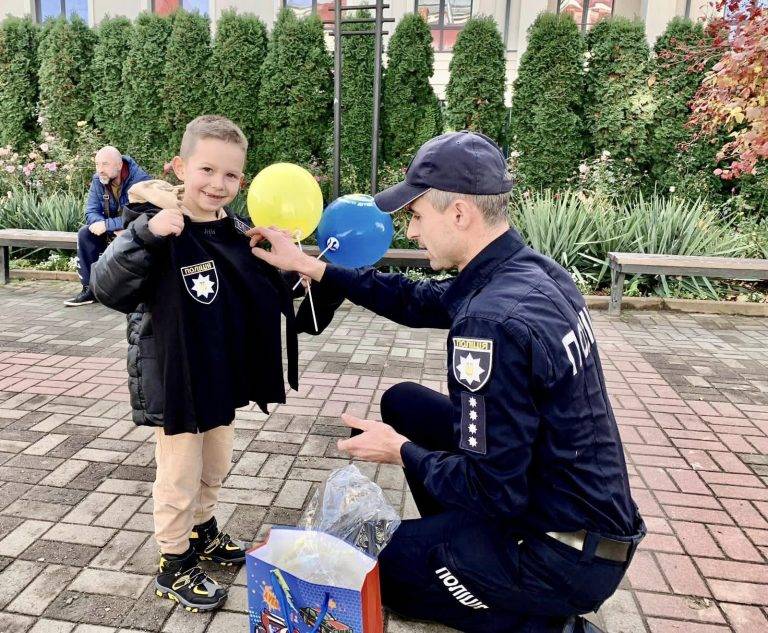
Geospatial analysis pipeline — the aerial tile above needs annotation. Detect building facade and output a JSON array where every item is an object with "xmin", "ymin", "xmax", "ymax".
[{"xmin": 2, "ymin": 0, "xmax": 716, "ymax": 99}]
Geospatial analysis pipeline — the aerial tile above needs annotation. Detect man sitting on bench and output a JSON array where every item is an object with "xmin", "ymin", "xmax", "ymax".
[{"xmin": 65, "ymin": 146, "xmax": 150, "ymax": 307}]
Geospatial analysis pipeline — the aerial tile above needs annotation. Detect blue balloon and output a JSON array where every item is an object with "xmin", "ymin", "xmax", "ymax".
[{"xmin": 316, "ymin": 194, "xmax": 394, "ymax": 267}]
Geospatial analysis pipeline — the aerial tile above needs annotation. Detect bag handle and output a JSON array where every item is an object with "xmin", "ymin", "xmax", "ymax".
[{"xmin": 269, "ymin": 569, "xmax": 331, "ymax": 633}]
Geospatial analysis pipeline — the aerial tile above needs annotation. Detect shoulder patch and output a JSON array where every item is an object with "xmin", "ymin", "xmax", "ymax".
[{"xmin": 452, "ymin": 337, "xmax": 493, "ymax": 392}]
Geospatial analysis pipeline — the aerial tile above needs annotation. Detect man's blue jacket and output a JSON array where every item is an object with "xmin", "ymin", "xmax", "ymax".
[{"xmin": 84, "ymin": 155, "xmax": 150, "ymax": 232}]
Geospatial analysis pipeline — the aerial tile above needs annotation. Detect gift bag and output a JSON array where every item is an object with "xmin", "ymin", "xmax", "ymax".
[{"xmin": 247, "ymin": 527, "xmax": 383, "ymax": 633}]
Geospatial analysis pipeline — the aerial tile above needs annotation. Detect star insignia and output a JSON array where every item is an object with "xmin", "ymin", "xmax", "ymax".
[
  {"xmin": 469, "ymin": 410, "xmax": 478, "ymax": 421},
  {"xmin": 191, "ymin": 274, "xmax": 215, "ymax": 299},
  {"xmin": 468, "ymin": 436, "xmax": 477, "ymax": 448},
  {"xmin": 468, "ymin": 423, "xmax": 477, "ymax": 434},
  {"xmin": 469, "ymin": 396, "xmax": 477, "ymax": 408},
  {"xmin": 456, "ymin": 353, "xmax": 485, "ymax": 386}
]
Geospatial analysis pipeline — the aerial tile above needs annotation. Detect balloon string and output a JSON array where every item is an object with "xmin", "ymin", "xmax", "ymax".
[
  {"xmin": 295, "ymin": 238, "xmax": 319, "ymax": 333},
  {"xmin": 291, "ymin": 241, "xmax": 335, "ymax": 292}
]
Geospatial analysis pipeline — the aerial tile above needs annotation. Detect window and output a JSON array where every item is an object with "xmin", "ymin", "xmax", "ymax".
[
  {"xmin": 153, "ymin": 0, "xmax": 208, "ymax": 16},
  {"xmin": 724, "ymin": 0, "xmax": 768, "ymax": 16},
  {"xmin": 557, "ymin": 0, "xmax": 614, "ymax": 32},
  {"xmin": 36, "ymin": 0, "xmax": 88, "ymax": 21},
  {"xmin": 284, "ymin": 0, "xmax": 347, "ymax": 21},
  {"xmin": 416, "ymin": 0, "xmax": 472, "ymax": 51}
]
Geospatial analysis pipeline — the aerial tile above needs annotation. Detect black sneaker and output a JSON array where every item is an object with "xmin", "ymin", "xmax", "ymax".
[
  {"xmin": 189, "ymin": 516, "xmax": 249, "ymax": 566},
  {"xmin": 64, "ymin": 286, "xmax": 96, "ymax": 307},
  {"xmin": 155, "ymin": 547, "xmax": 227, "ymax": 612}
]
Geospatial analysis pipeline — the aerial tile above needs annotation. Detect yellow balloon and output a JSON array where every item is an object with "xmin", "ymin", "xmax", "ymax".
[{"xmin": 247, "ymin": 163, "xmax": 323, "ymax": 241}]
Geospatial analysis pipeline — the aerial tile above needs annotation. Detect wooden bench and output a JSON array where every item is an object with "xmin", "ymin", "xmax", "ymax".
[
  {"xmin": 608, "ymin": 252, "xmax": 768, "ymax": 315},
  {"xmin": 0, "ymin": 228, "xmax": 431, "ymax": 284},
  {"xmin": 0, "ymin": 229, "xmax": 78, "ymax": 284}
]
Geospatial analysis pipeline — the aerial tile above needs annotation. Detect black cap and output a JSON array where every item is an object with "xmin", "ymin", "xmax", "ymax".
[{"xmin": 374, "ymin": 130, "xmax": 514, "ymax": 213}]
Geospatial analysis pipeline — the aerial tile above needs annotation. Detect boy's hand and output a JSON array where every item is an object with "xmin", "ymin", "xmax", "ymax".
[
  {"xmin": 148, "ymin": 208, "xmax": 185, "ymax": 237},
  {"xmin": 249, "ymin": 226, "xmax": 327, "ymax": 282}
]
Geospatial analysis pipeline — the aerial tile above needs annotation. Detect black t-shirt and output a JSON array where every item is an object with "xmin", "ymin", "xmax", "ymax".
[{"xmin": 148, "ymin": 212, "xmax": 298, "ymax": 435}]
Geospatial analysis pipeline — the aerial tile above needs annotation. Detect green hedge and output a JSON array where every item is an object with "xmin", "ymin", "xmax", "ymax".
[
  {"xmin": 256, "ymin": 10, "xmax": 333, "ymax": 168},
  {"xmin": 91, "ymin": 16, "xmax": 132, "ymax": 148},
  {"xmin": 121, "ymin": 12, "xmax": 173, "ymax": 172},
  {"xmin": 509, "ymin": 13, "xmax": 584, "ymax": 190},
  {"xmin": 38, "ymin": 16, "xmax": 95, "ymax": 143},
  {"xmin": 584, "ymin": 17, "xmax": 651, "ymax": 164},
  {"xmin": 381, "ymin": 14, "xmax": 442, "ymax": 169},
  {"xmin": 0, "ymin": 17, "xmax": 39, "ymax": 150},
  {"xmin": 445, "ymin": 16, "xmax": 507, "ymax": 144},
  {"xmin": 209, "ymin": 11, "xmax": 268, "ymax": 173},
  {"xmin": 162, "ymin": 10, "xmax": 211, "ymax": 159}
]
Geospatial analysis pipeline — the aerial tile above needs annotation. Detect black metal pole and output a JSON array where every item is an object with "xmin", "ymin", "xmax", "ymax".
[
  {"xmin": 370, "ymin": 0, "xmax": 384, "ymax": 195},
  {"xmin": 332, "ymin": 0, "xmax": 342, "ymax": 201}
]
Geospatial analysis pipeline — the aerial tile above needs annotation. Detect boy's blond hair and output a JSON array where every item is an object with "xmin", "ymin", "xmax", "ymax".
[{"xmin": 179, "ymin": 115, "xmax": 248, "ymax": 158}]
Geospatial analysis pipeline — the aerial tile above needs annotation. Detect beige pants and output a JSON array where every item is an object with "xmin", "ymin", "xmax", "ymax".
[{"xmin": 153, "ymin": 425, "xmax": 234, "ymax": 554}]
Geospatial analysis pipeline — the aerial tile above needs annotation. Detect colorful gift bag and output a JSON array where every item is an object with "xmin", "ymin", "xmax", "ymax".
[{"xmin": 247, "ymin": 527, "xmax": 383, "ymax": 633}]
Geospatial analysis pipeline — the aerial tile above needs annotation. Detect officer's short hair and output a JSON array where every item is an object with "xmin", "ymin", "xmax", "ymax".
[
  {"xmin": 180, "ymin": 115, "xmax": 248, "ymax": 158},
  {"xmin": 425, "ymin": 189, "xmax": 510, "ymax": 225}
]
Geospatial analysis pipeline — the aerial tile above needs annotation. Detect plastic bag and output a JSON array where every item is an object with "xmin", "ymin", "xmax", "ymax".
[
  {"xmin": 268, "ymin": 465, "xmax": 401, "ymax": 586},
  {"xmin": 300, "ymin": 464, "xmax": 401, "ymax": 557}
]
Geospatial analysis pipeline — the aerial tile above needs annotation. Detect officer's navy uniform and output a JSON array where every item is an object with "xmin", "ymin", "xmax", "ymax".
[{"xmin": 311, "ymin": 132, "xmax": 645, "ymax": 633}]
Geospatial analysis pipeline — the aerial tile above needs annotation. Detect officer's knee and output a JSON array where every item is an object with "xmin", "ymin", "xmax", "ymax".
[
  {"xmin": 380, "ymin": 381, "xmax": 420, "ymax": 428},
  {"xmin": 77, "ymin": 225, "xmax": 91, "ymax": 240}
]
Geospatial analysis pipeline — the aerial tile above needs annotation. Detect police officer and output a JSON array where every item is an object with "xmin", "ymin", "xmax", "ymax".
[{"xmin": 251, "ymin": 131, "xmax": 645, "ymax": 633}]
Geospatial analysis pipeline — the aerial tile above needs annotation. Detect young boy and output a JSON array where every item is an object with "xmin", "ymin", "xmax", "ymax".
[{"xmin": 91, "ymin": 115, "xmax": 299, "ymax": 612}]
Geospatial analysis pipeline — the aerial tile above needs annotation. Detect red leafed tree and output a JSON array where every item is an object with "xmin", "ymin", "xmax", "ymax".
[{"xmin": 689, "ymin": 0, "xmax": 768, "ymax": 179}]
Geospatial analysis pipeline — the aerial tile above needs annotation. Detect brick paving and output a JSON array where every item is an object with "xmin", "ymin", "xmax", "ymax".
[{"xmin": 0, "ymin": 280, "xmax": 767, "ymax": 633}]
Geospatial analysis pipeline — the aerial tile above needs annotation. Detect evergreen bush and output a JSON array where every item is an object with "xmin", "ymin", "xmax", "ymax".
[
  {"xmin": 91, "ymin": 16, "xmax": 132, "ymax": 148},
  {"xmin": 381, "ymin": 13, "xmax": 442, "ymax": 169},
  {"xmin": 209, "ymin": 10, "xmax": 268, "ymax": 174},
  {"xmin": 121, "ymin": 12, "xmax": 173, "ymax": 172},
  {"xmin": 0, "ymin": 17, "xmax": 39, "ymax": 151},
  {"xmin": 584, "ymin": 17, "xmax": 652, "ymax": 165},
  {"xmin": 37, "ymin": 16, "xmax": 96, "ymax": 143},
  {"xmin": 509, "ymin": 12, "xmax": 584, "ymax": 190},
  {"xmin": 256, "ymin": 9, "xmax": 333, "ymax": 168},
  {"xmin": 445, "ymin": 16, "xmax": 507, "ymax": 144}
]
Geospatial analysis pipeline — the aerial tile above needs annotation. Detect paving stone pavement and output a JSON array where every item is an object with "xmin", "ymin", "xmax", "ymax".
[{"xmin": 1, "ymin": 280, "xmax": 767, "ymax": 633}]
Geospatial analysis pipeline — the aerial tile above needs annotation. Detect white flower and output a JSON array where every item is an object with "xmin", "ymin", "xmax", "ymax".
[
  {"xmin": 601, "ymin": 150, "xmax": 611, "ymax": 160},
  {"xmin": 39, "ymin": 143, "xmax": 49, "ymax": 153},
  {"xmin": 509, "ymin": 150, "xmax": 521, "ymax": 159},
  {"xmin": 584, "ymin": 51, "xmax": 592, "ymax": 59},
  {"xmin": 76, "ymin": 120, "xmax": 87, "ymax": 128},
  {"xmin": 669, "ymin": 186, "xmax": 676, "ymax": 193},
  {"xmin": 579, "ymin": 163, "xmax": 589, "ymax": 175}
]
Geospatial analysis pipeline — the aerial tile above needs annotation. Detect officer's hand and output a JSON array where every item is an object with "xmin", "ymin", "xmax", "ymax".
[
  {"xmin": 250, "ymin": 226, "xmax": 327, "ymax": 282},
  {"xmin": 88, "ymin": 221, "xmax": 107, "ymax": 236},
  {"xmin": 246, "ymin": 225, "xmax": 293, "ymax": 245},
  {"xmin": 148, "ymin": 208, "xmax": 185, "ymax": 237},
  {"xmin": 337, "ymin": 414, "xmax": 408, "ymax": 466}
]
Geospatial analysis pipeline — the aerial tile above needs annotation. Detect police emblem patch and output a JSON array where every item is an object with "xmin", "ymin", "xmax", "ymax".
[
  {"xmin": 180, "ymin": 260, "xmax": 218, "ymax": 305},
  {"xmin": 452, "ymin": 337, "xmax": 493, "ymax": 392},
  {"xmin": 460, "ymin": 392, "xmax": 486, "ymax": 454}
]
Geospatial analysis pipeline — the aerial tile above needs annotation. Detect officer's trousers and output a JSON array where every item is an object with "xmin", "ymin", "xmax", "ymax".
[
  {"xmin": 76, "ymin": 225, "xmax": 109, "ymax": 287},
  {"xmin": 378, "ymin": 381, "xmax": 637, "ymax": 633}
]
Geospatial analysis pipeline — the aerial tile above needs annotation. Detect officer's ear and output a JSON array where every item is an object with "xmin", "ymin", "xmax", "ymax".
[{"xmin": 452, "ymin": 197, "xmax": 480, "ymax": 231}]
